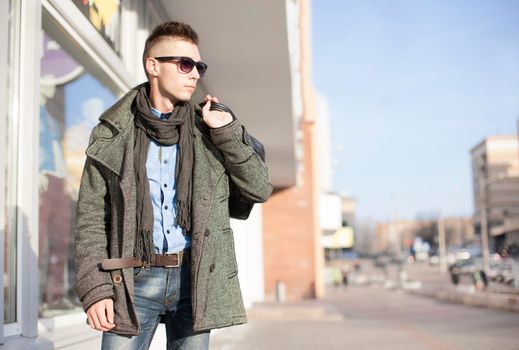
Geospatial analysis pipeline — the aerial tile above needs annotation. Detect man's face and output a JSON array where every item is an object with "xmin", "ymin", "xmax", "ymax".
[{"xmin": 147, "ymin": 37, "xmax": 201, "ymax": 104}]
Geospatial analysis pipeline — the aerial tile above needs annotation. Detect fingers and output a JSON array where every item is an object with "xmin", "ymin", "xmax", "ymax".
[
  {"xmin": 106, "ymin": 299, "xmax": 114, "ymax": 324},
  {"xmin": 87, "ymin": 313, "xmax": 94, "ymax": 328},
  {"xmin": 202, "ymin": 100, "xmax": 211, "ymax": 115},
  {"xmin": 202, "ymin": 94, "xmax": 231, "ymax": 127},
  {"xmin": 86, "ymin": 299, "xmax": 116, "ymax": 332},
  {"xmin": 96, "ymin": 300, "xmax": 115, "ymax": 331},
  {"xmin": 204, "ymin": 94, "xmax": 220, "ymax": 103},
  {"xmin": 87, "ymin": 307, "xmax": 104, "ymax": 331}
]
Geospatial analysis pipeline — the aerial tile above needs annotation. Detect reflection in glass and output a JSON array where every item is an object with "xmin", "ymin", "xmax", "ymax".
[
  {"xmin": 71, "ymin": 0, "xmax": 122, "ymax": 53},
  {"xmin": 4, "ymin": 0, "xmax": 17, "ymax": 325},
  {"xmin": 39, "ymin": 29, "xmax": 117, "ymax": 317}
]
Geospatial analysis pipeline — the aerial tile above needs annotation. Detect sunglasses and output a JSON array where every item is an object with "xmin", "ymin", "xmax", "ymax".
[{"xmin": 154, "ymin": 56, "xmax": 208, "ymax": 77}]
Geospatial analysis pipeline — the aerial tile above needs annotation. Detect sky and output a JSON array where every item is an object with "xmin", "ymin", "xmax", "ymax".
[{"xmin": 311, "ymin": 0, "xmax": 519, "ymax": 222}]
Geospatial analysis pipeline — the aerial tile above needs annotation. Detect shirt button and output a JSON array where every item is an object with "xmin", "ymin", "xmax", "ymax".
[
  {"xmin": 164, "ymin": 160, "xmax": 168, "ymax": 164},
  {"xmin": 166, "ymin": 229, "xmax": 170, "ymax": 234},
  {"xmin": 209, "ymin": 264, "xmax": 216, "ymax": 273},
  {"xmin": 164, "ymin": 205, "xmax": 169, "ymax": 210},
  {"xmin": 164, "ymin": 183, "xmax": 168, "ymax": 188}
]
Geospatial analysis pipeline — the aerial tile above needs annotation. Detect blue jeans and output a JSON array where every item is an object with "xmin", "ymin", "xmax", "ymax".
[{"xmin": 102, "ymin": 264, "xmax": 210, "ymax": 350}]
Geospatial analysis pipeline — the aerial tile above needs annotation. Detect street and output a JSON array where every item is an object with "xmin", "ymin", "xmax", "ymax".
[{"xmin": 209, "ymin": 265, "xmax": 519, "ymax": 350}]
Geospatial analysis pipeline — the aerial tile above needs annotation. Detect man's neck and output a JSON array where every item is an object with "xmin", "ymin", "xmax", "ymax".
[
  {"xmin": 150, "ymin": 98, "xmax": 174, "ymax": 114},
  {"xmin": 149, "ymin": 82, "xmax": 176, "ymax": 113}
]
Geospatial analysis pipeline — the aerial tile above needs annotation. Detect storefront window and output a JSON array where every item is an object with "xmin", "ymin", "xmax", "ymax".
[
  {"xmin": 39, "ymin": 23, "xmax": 118, "ymax": 317},
  {"xmin": 3, "ymin": 0, "xmax": 18, "ymax": 326},
  {"xmin": 71, "ymin": 0, "xmax": 122, "ymax": 53}
]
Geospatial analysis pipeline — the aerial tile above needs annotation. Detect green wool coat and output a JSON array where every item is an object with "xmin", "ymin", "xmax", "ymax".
[{"xmin": 74, "ymin": 84, "xmax": 272, "ymax": 335}]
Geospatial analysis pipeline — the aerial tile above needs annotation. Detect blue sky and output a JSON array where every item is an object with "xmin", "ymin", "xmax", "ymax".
[{"xmin": 311, "ymin": 0, "xmax": 519, "ymax": 222}]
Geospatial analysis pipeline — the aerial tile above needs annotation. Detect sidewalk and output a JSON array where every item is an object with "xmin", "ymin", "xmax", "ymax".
[
  {"xmin": 210, "ymin": 284, "xmax": 519, "ymax": 350},
  {"xmin": 4, "ymin": 260, "xmax": 518, "ymax": 349},
  {"xmin": 209, "ymin": 299, "xmax": 346, "ymax": 350}
]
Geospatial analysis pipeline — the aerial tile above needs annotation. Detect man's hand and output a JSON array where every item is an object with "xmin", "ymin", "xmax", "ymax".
[
  {"xmin": 201, "ymin": 95, "xmax": 233, "ymax": 128},
  {"xmin": 87, "ymin": 298, "xmax": 116, "ymax": 332}
]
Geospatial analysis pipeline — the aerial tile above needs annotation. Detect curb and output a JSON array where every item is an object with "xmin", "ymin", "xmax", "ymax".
[{"xmin": 408, "ymin": 287, "xmax": 519, "ymax": 313}]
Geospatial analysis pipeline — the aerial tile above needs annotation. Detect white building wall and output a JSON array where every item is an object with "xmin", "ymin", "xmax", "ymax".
[
  {"xmin": 315, "ymin": 92, "xmax": 332, "ymax": 192},
  {"xmin": 230, "ymin": 205, "xmax": 265, "ymax": 308},
  {"xmin": 319, "ymin": 193, "xmax": 342, "ymax": 231},
  {"xmin": 315, "ymin": 92, "xmax": 342, "ymax": 233},
  {"xmin": 285, "ymin": 0, "xmax": 304, "ymax": 187}
]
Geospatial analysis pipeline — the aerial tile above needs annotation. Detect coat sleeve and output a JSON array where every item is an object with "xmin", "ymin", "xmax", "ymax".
[
  {"xmin": 209, "ymin": 119, "xmax": 273, "ymax": 203},
  {"xmin": 74, "ymin": 127, "xmax": 114, "ymax": 312}
]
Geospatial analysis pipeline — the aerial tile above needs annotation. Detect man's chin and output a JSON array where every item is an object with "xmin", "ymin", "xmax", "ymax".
[{"xmin": 173, "ymin": 93, "xmax": 194, "ymax": 103}]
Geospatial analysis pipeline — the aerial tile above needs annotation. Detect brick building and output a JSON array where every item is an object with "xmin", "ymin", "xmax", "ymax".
[{"xmin": 262, "ymin": 0, "xmax": 325, "ymax": 301}]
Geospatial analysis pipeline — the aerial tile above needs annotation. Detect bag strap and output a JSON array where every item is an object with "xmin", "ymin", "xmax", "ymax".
[{"xmin": 199, "ymin": 101, "xmax": 265, "ymax": 161}]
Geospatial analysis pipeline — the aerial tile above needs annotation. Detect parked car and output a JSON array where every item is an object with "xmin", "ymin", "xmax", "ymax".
[{"xmin": 448, "ymin": 258, "xmax": 487, "ymax": 288}]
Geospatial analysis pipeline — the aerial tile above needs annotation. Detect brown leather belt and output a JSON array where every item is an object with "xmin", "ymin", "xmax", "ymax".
[{"xmin": 101, "ymin": 250, "xmax": 190, "ymax": 270}]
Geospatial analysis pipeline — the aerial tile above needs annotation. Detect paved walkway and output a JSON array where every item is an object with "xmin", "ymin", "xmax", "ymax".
[
  {"xmin": 6, "ymin": 260, "xmax": 518, "ymax": 349},
  {"xmin": 209, "ymin": 285, "xmax": 519, "ymax": 350}
]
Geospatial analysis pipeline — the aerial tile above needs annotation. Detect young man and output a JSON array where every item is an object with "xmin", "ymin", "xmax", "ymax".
[{"xmin": 74, "ymin": 21, "xmax": 272, "ymax": 349}]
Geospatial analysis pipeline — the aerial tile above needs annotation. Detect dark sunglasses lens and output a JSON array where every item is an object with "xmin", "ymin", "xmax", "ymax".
[
  {"xmin": 178, "ymin": 57, "xmax": 206, "ymax": 77},
  {"xmin": 196, "ymin": 63, "xmax": 207, "ymax": 77},
  {"xmin": 179, "ymin": 57, "xmax": 195, "ymax": 73}
]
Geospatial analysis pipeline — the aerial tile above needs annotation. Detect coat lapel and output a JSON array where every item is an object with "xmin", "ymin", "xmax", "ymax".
[{"xmin": 84, "ymin": 93, "xmax": 138, "ymax": 301}]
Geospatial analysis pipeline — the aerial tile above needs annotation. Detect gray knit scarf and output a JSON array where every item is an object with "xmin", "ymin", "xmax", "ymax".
[{"xmin": 133, "ymin": 84, "xmax": 194, "ymax": 266}]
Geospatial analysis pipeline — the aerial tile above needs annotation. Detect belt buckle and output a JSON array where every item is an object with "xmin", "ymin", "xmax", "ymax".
[{"xmin": 164, "ymin": 252, "xmax": 181, "ymax": 268}]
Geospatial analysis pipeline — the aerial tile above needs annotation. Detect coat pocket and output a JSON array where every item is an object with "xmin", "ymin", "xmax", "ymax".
[
  {"xmin": 133, "ymin": 267, "xmax": 145, "ymax": 281},
  {"xmin": 222, "ymin": 228, "xmax": 238, "ymax": 278},
  {"xmin": 110, "ymin": 270, "xmax": 139, "ymax": 336}
]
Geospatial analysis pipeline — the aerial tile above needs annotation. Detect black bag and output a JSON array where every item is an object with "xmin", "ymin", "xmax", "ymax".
[{"xmin": 199, "ymin": 101, "xmax": 266, "ymax": 220}]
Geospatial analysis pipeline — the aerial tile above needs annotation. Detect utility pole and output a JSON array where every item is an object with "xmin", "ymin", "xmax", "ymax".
[
  {"xmin": 479, "ymin": 168, "xmax": 491, "ymax": 274},
  {"xmin": 438, "ymin": 217, "xmax": 447, "ymax": 274}
]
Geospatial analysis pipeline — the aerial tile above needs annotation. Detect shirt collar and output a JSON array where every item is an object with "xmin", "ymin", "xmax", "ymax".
[{"xmin": 150, "ymin": 107, "xmax": 172, "ymax": 120}]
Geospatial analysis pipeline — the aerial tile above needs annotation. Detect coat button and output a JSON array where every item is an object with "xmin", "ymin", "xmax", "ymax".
[
  {"xmin": 209, "ymin": 264, "xmax": 216, "ymax": 273},
  {"xmin": 204, "ymin": 229, "xmax": 210, "ymax": 237},
  {"xmin": 113, "ymin": 274, "xmax": 123, "ymax": 284}
]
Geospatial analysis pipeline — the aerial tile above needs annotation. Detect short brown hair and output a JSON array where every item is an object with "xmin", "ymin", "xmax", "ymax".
[{"xmin": 142, "ymin": 21, "xmax": 199, "ymax": 78}]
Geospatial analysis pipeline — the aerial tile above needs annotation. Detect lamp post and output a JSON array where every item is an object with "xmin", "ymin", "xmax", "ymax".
[{"xmin": 438, "ymin": 217, "xmax": 447, "ymax": 274}]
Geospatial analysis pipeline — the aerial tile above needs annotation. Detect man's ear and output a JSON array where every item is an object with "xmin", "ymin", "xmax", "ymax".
[{"xmin": 145, "ymin": 57, "xmax": 159, "ymax": 78}]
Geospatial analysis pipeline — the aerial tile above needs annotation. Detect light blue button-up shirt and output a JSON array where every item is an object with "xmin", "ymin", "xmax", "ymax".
[{"xmin": 147, "ymin": 107, "xmax": 191, "ymax": 254}]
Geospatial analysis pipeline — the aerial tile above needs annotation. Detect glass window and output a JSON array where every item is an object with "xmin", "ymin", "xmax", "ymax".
[
  {"xmin": 3, "ymin": 0, "xmax": 18, "ymax": 326},
  {"xmin": 39, "ymin": 15, "xmax": 119, "ymax": 317},
  {"xmin": 71, "ymin": 0, "xmax": 122, "ymax": 53}
]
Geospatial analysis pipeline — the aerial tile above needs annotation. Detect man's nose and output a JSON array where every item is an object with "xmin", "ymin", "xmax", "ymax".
[{"xmin": 190, "ymin": 67, "xmax": 200, "ymax": 80}]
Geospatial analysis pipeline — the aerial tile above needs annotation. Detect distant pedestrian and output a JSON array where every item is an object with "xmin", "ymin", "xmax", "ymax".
[
  {"xmin": 341, "ymin": 264, "xmax": 350, "ymax": 286},
  {"xmin": 333, "ymin": 266, "xmax": 342, "ymax": 287}
]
